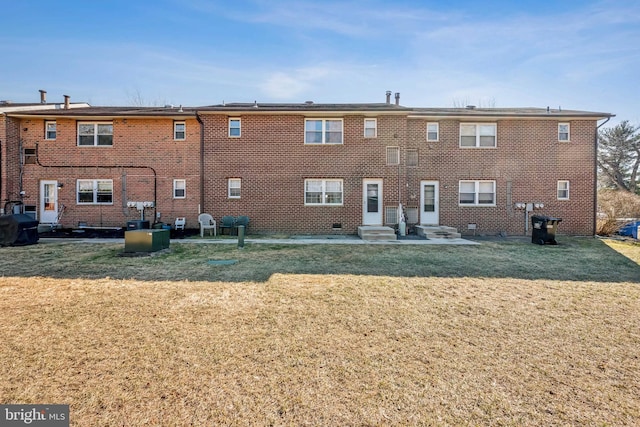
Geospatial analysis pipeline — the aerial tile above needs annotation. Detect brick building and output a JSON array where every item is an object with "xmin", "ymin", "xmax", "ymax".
[{"xmin": 2, "ymin": 92, "xmax": 613, "ymax": 236}]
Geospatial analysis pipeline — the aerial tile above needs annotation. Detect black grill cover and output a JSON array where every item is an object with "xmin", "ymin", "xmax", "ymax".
[{"xmin": 0, "ymin": 214, "xmax": 39, "ymax": 246}]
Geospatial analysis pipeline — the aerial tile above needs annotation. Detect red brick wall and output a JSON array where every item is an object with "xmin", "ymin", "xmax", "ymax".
[
  {"xmin": 407, "ymin": 118, "xmax": 597, "ymax": 235},
  {"xmin": 202, "ymin": 113, "xmax": 597, "ymax": 236},
  {"xmin": 17, "ymin": 117, "xmax": 201, "ymax": 228},
  {"xmin": 201, "ymin": 113, "xmax": 408, "ymax": 234},
  {"xmin": 1, "ymin": 116, "xmax": 22, "ymax": 211}
]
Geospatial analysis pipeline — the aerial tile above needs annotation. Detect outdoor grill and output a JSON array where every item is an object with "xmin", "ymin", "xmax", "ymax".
[{"xmin": 0, "ymin": 214, "xmax": 39, "ymax": 246}]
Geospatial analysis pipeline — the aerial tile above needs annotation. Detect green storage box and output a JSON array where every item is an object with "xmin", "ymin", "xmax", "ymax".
[{"xmin": 124, "ymin": 229, "xmax": 170, "ymax": 252}]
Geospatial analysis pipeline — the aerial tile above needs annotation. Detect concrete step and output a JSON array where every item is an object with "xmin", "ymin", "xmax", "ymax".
[
  {"xmin": 358, "ymin": 226, "xmax": 397, "ymax": 241},
  {"xmin": 415, "ymin": 225, "xmax": 461, "ymax": 239}
]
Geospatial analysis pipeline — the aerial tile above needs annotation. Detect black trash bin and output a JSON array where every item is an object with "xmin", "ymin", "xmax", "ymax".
[{"xmin": 531, "ymin": 215, "xmax": 562, "ymax": 245}]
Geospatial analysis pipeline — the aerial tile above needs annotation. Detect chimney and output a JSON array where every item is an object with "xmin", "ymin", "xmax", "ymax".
[
  {"xmin": 394, "ymin": 92, "xmax": 400, "ymax": 106},
  {"xmin": 386, "ymin": 91, "xmax": 392, "ymax": 104},
  {"xmin": 63, "ymin": 95, "xmax": 70, "ymax": 110},
  {"xmin": 39, "ymin": 89, "xmax": 47, "ymax": 104}
]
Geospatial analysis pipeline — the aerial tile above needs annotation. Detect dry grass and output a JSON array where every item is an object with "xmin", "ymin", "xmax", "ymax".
[{"xmin": 1, "ymin": 238, "xmax": 639, "ymax": 425}]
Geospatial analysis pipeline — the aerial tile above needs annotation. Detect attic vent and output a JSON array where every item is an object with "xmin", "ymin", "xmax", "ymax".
[
  {"xmin": 466, "ymin": 105, "xmax": 476, "ymax": 109},
  {"xmin": 305, "ymin": 101, "xmax": 314, "ymax": 105}
]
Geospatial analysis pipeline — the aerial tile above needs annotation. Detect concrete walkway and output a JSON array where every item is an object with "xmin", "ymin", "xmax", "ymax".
[{"xmin": 40, "ymin": 235, "xmax": 479, "ymax": 245}]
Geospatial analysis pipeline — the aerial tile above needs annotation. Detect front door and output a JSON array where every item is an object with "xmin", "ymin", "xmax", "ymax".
[
  {"xmin": 363, "ymin": 179, "xmax": 383, "ymax": 225},
  {"xmin": 40, "ymin": 180, "xmax": 58, "ymax": 223},
  {"xmin": 420, "ymin": 181, "xmax": 439, "ymax": 225}
]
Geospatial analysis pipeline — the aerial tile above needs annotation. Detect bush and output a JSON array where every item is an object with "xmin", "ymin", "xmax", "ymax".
[{"xmin": 597, "ymin": 189, "xmax": 640, "ymax": 235}]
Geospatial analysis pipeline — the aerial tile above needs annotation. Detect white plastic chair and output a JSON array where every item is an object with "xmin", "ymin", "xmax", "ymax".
[
  {"xmin": 174, "ymin": 217, "xmax": 186, "ymax": 230},
  {"xmin": 198, "ymin": 213, "xmax": 216, "ymax": 237}
]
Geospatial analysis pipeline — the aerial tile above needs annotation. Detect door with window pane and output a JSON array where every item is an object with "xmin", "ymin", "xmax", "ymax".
[
  {"xmin": 420, "ymin": 181, "xmax": 439, "ymax": 225},
  {"xmin": 362, "ymin": 179, "xmax": 383, "ymax": 225},
  {"xmin": 40, "ymin": 180, "xmax": 58, "ymax": 223}
]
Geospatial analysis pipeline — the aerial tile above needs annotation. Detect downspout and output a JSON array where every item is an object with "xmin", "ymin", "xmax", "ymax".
[
  {"xmin": 594, "ymin": 117, "xmax": 611, "ymax": 236},
  {"xmin": 196, "ymin": 111, "xmax": 204, "ymax": 215}
]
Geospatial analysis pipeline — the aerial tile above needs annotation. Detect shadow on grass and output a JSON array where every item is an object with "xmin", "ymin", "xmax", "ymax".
[{"xmin": 1, "ymin": 237, "xmax": 639, "ymax": 283}]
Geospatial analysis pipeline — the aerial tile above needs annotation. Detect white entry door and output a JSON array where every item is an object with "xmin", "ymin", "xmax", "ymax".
[
  {"xmin": 40, "ymin": 180, "xmax": 59, "ymax": 223},
  {"xmin": 363, "ymin": 179, "xmax": 383, "ymax": 225},
  {"xmin": 420, "ymin": 181, "xmax": 439, "ymax": 225}
]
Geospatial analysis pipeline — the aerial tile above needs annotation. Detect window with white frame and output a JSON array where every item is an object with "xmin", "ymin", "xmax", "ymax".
[
  {"xmin": 305, "ymin": 119, "xmax": 343, "ymax": 144},
  {"xmin": 558, "ymin": 123, "xmax": 570, "ymax": 141},
  {"xmin": 78, "ymin": 122, "xmax": 113, "ymax": 146},
  {"xmin": 427, "ymin": 122, "xmax": 439, "ymax": 141},
  {"xmin": 459, "ymin": 180, "xmax": 496, "ymax": 206},
  {"xmin": 364, "ymin": 118, "xmax": 377, "ymax": 138},
  {"xmin": 460, "ymin": 123, "xmax": 496, "ymax": 148},
  {"xmin": 386, "ymin": 146, "xmax": 400, "ymax": 165},
  {"xmin": 229, "ymin": 118, "xmax": 241, "ymax": 137},
  {"xmin": 557, "ymin": 180, "xmax": 570, "ymax": 200},
  {"xmin": 174, "ymin": 121, "xmax": 185, "ymax": 140},
  {"xmin": 77, "ymin": 179, "xmax": 113, "ymax": 204},
  {"xmin": 173, "ymin": 179, "xmax": 186, "ymax": 198},
  {"xmin": 228, "ymin": 178, "xmax": 241, "ymax": 198},
  {"xmin": 304, "ymin": 179, "xmax": 343, "ymax": 205},
  {"xmin": 45, "ymin": 121, "xmax": 56, "ymax": 140}
]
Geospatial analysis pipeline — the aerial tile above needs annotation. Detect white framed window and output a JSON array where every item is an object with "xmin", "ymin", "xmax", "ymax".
[
  {"xmin": 305, "ymin": 119, "xmax": 343, "ymax": 144},
  {"xmin": 228, "ymin": 178, "xmax": 241, "ymax": 198},
  {"xmin": 304, "ymin": 179, "xmax": 343, "ymax": 205},
  {"xmin": 558, "ymin": 123, "xmax": 570, "ymax": 141},
  {"xmin": 460, "ymin": 123, "xmax": 496, "ymax": 148},
  {"xmin": 229, "ymin": 118, "xmax": 241, "ymax": 137},
  {"xmin": 386, "ymin": 146, "xmax": 400, "ymax": 165},
  {"xmin": 364, "ymin": 118, "xmax": 377, "ymax": 138},
  {"xmin": 427, "ymin": 122, "xmax": 439, "ymax": 141},
  {"xmin": 174, "ymin": 121, "xmax": 186, "ymax": 140},
  {"xmin": 78, "ymin": 122, "xmax": 113, "ymax": 146},
  {"xmin": 406, "ymin": 149, "xmax": 418, "ymax": 167},
  {"xmin": 45, "ymin": 121, "xmax": 56, "ymax": 140},
  {"xmin": 557, "ymin": 180, "xmax": 570, "ymax": 200},
  {"xmin": 173, "ymin": 179, "xmax": 186, "ymax": 199},
  {"xmin": 77, "ymin": 179, "xmax": 113, "ymax": 204},
  {"xmin": 459, "ymin": 180, "xmax": 496, "ymax": 206}
]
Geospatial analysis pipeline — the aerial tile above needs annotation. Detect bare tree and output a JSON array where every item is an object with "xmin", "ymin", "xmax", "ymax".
[{"xmin": 598, "ymin": 120, "xmax": 640, "ymax": 194}]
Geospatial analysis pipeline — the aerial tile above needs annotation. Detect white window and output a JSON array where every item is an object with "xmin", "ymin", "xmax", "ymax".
[
  {"xmin": 427, "ymin": 122, "xmax": 439, "ymax": 141},
  {"xmin": 558, "ymin": 123, "xmax": 570, "ymax": 141},
  {"xmin": 229, "ymin": 118, "xmax": 241, "ymax": 137},
  {"xmin": 364, "ymin": 118, "xmax": 377, "ymax": 138},
  {"xmin": 386, "ymin": 146, "xmax": 400, "ymax": 165},
  {"xmin": 460, "ymin": 123, "xmax": 496, "ymax": 148},
  {"xmin": 228, "ymin": 178, "xmax": 241, "ymax": 198},
  {"xmin": 557, "ymin": 180, "xmax": 570, "ymax": 200},
  {"xmin": 77, "ymin": 179, "xmax": 113, "ymax": 204},
  {"xmin": 78, "ymin": 122, "xmax": 113, "ymax": 146},
  {"xmin": 174, "ymin": 122, "xmax": 185, "ymax": 140},
  {"xmin": 45, "ymin": 121, "xmax": 56, "ymax": 140},
  {"xmin": 459, "ymin": 180, "xmax": 496, "ymax": 206},
  {"xmin": 305, "ymin": 119, "xmax": 343, "ymax": 144},
  {"xmin": 305, "ymin": 179, "xmax": 343, "ymax": 205},
  {"xmin": 173, "ymin": 179, "xmax": 186, "ymax": 199}
]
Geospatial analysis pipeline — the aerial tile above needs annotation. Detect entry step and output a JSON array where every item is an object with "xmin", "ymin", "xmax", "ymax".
[
  {"xmin": 357, "ymin": 226, "xmax": 397, "ymax": 241},
  {"xmin": 415, "ymin": 225, "xmax": 461, "ymax": 239}
]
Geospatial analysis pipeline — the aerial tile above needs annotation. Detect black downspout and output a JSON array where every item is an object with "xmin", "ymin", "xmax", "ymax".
[
  {"xmin": 594, "ymin": 117, "xmax": 611, "ymax": 236},
  {"xmin": 196, "ymin": 111, "xmax": 205, "ymax": 215}
]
